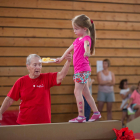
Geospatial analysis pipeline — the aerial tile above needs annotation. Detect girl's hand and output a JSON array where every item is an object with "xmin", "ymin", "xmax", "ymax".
[
  {"xmin": 91, "ymin": 79, "xmax": 95, "ymax": 83},
  {"xmin": 84, "ymin": 52, "xmax": 90, "ymax": 57},
  {"xmin": 55, "ymin": 58, "xmax": 62, "ymax": 63}
]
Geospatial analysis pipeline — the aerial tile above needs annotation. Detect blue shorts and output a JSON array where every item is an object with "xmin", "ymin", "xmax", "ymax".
[{"xmin": 73, "ymin": 71, "xmax": 91, "ymax": 84}]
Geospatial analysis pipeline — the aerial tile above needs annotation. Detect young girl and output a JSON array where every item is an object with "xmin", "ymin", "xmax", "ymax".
[
  {"xmin": 56, "ymin": 14, "xmax": 101, "ymax": 123},
  {"xmin": 127, "ymin": 81, "xmax": 140, "ymax": 119},
  {"xmin": 119, "ymin": 79, "xmax": 135, "ymax": 126}
]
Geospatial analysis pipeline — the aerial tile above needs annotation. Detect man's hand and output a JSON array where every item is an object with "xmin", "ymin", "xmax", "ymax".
[
  {"xmin": 65, "ymin": 53, "xmax": 72, "ymax": 62},
  {"xmin": 55, "ymin": 53, "xmax": 72, "ymax": 63}
]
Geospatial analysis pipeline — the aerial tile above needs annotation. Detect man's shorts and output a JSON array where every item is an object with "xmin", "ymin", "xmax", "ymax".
[
  {"xmin": 73, "ymin": 71, "xmax": 91, "ymax": 84},
  {"xmin": 97, "ymin": 91, "xmax": 115, "ymax": 102}
]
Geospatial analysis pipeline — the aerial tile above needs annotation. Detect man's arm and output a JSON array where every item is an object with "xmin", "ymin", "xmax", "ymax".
[
  {"xmin": 56, "ymin": 53, "xmax": 72, "ymax": 84},
  {"xmin": 0, "ymin": 96, "xmax": 14, "ymax": 120}
]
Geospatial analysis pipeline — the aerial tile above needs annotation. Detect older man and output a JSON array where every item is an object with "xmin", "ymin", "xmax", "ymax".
[{"xmin": 0, "ymin": 53, "xmax": 72, "ymax": 125}]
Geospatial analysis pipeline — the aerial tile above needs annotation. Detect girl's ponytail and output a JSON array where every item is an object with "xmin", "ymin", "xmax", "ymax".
[{"xmin": 89, "ymin": 23, "xmax": 96, "ymax": 55}]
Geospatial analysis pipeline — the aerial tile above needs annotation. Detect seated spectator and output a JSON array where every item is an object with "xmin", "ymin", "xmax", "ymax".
[
  {"xmin": 119, "ymin": 79, "xmax": 136, "ymax": 127},
  {"xmin": 127, "ymin": 81, "xmax": 140, "ymax": 119}
]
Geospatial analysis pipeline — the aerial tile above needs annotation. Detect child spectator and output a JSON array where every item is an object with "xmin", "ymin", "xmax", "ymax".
[
  {"xmin": 119, "ymin": 79, "xmax": 135, "ymax": 126},
  {"xmin": 127, "ymin": 81, "xmax": 140, "ymax": 119}
]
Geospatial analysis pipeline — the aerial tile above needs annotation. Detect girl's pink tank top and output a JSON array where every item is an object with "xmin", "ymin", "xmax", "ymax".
[{"xmin": 73, "ymin": 35, "xmax": 91, "ymax": 74}]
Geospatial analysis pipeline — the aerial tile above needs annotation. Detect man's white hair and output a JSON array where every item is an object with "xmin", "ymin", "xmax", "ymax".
[{"xmin": 26, "ymin": 54, "xmax": 41, "ymax": 65}]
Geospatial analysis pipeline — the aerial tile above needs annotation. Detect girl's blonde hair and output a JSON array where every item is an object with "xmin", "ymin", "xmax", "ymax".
[{"xmin": 72, "ymin": 14, "xmax": 96, "ymax": 55}]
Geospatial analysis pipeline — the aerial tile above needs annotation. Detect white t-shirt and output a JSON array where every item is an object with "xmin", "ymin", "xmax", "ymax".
[{"xmin": 120, "ymin": 88, "xmax": 130, "ymax": 109}]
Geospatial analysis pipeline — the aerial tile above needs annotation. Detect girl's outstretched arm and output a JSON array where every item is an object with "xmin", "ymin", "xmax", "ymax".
[
  {"xmin": 84, "ymin": 40, "xmax": 90, "ymax": 57},
  {"xmin": 55, "ymin": 44, "xmax": 74, "ymax": 63}
]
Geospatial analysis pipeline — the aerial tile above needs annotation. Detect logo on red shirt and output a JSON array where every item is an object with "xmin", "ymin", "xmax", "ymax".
[{"xmin": 36, "ymin": 84, "xmax": 44, "ymax": 88}]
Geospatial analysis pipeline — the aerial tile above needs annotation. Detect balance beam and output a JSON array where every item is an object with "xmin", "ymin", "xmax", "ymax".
[
  {"xmin": 126, "ymin": 116, "xmax": 140, "ymax": 133},
  {"xmin": 0, "ymin": 120, "xmax": 122, "ymax": 140}
]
